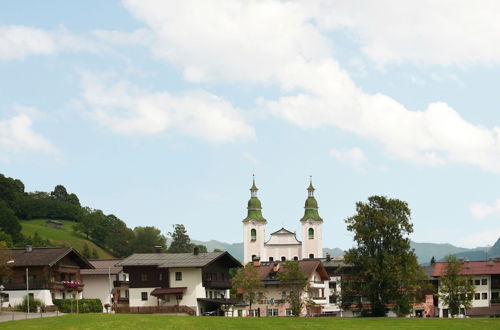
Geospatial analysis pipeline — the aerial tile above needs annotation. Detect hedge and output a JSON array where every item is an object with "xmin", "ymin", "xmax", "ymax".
[{"xmin": 53, "ymin": 299, "xmax": 102, "ymax": 313}]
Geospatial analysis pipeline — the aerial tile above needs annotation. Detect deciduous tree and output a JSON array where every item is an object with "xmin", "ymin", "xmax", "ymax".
[
  {"xmin": 342, "ymin": 195, "xmax": 427, "ymax": 317},
  {"xmin": 278, "ymin": 261, "xmax": 309, "ymax": 316},
  {"xmin": 232, "ymin": 263, "xmax": 264, "ymax": 316},
  {"xmin": 439, "ymin": 255, "xmax": 475, "ymax": 316}
]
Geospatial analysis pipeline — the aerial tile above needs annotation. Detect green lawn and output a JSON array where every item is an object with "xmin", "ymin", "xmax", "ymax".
[
  {"xmin": 20, "ymin": 219, "xmax": 113, "ymax": 259},
  {"xmin": 2, "ymin": 314, "xmax": 499, "ymax": 330}
]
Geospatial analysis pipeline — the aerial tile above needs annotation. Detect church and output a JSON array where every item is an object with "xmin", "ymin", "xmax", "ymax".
[{"xmin": 242, "ymin": 176, "xmax": 323, "ymax": 264}]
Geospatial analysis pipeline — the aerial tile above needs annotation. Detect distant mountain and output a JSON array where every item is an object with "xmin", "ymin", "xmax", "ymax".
[{"xmin": 192, "ymin": 238, "xmax": 500, "ymax": 264}]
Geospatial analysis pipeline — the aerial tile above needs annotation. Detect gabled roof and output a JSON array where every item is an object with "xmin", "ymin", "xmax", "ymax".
[
  {"xmin": 6, "ymin": 247, "xmax": 94, "ymax": 269},
  {"xmin": 265, "ymin": 227, "xmax": 301, "ymax": 245},
  {"xmin": 432, "ymin": 260, "xmax": 500, "ymax": 277},
  {"xmin": 255, "ymin": 260, "xmax": 329, "ymax": 282},
  {"xmin": 81, "ymin": 258, "xmax": 123, "ymax": 275},
  {"xmin": 117, "ymin": 251, "xmax": 241, "ymax": 269},
  {"xmin": 269, "ymin": 227, "xmax": 295, "ymax": 236}
]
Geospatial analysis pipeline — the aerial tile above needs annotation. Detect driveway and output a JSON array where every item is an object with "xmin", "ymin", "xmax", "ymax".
[{"xmin": 0, "ymin": 311, "xmax": 64, "ymax": 322}]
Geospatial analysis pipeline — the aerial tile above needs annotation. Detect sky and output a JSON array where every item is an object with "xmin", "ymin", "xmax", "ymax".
[{"xmin": 1, "ymin": 0, "xmax": 500, "ymax": 250}]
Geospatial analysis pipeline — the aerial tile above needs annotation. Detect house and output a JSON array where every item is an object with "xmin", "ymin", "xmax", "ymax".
[
  {"xmin": 432, "ymin": 259, "xmax": 500, "ymax": 317},
  {"xmin": 80, "ymin": 258, "xmax": 129, "ymax": 311},
  {"xmin": 115, "ymin": 249, "xmax": 241, "ymax": 315},
  {"xmin": 243, "ymin": 177, "xmax": 324, "ymax": 264},
  {"xmin": 0, "ymin": 246, "xmax": 93, "ymax": 309},
  {"xmin": 46, "ymin": 220, "xmax": 63, "ymax": 229},
  {"xmin": 235, "ymin": 259, "xmax": 330, "ymax": 317}
]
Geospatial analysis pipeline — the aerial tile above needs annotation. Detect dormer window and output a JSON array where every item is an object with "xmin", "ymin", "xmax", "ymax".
[
  {"xmin": 251, "ymin": 228, "xmax": 257, "ymax": 241},
  {"xmin": 308, "ymin": 228, "xmax": 314, "ymax": 239}
]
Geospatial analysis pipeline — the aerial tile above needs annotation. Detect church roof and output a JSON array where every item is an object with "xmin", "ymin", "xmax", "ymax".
[{"xmin": 265, "ymin": 227, "xmax": 302, "ymax": 245}]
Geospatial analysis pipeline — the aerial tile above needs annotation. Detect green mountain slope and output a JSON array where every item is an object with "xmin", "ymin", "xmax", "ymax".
[{"xmin": 20, "ymin": 219, "xmax": 114, "ymax": 259}]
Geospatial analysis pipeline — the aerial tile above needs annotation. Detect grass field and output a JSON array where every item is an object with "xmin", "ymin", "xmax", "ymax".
[
  {"xmin": 1, "ymin": 314, "xmax": 499, "ymax": 330},
  {"xmin": 20, "ymin": 219, "xmax": 113, "ymax": 258}
]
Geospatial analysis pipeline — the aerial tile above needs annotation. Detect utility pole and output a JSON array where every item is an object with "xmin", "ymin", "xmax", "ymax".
[{"xmin": 26, "ymin": 267, "xmax": 29, "ymax": 316}]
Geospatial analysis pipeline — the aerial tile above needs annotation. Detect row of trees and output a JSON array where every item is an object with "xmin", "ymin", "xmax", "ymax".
[
  {"xmin": 233, "ymin": 195, "xmax": 475, "ymax": 317},
  {"xmin": 0, "ymin": 173, "xmax": 206, "ymax": 257}
]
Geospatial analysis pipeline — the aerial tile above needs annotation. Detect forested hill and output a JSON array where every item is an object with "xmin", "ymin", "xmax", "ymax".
[{"xmin": 0, "ymin": 173, "xmax": 168, "ymax": 258}]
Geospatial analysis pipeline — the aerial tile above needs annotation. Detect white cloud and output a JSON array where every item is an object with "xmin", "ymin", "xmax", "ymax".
[
  {"xmin": 0, "ymin": 26, "xmax": 57, "ymax": 60},
  {"xmin": 462, "ymin": 228, "xmax": 500, "ymax": 247},
  {"xmin": 0, "ymin": 111, "xmax": 58, "ymax": 160},
  {"xmin": 80, "ymin": 72, "xmax": 255, "ymax": 142},
  {"xmin": 329, "ymin": 147, "xmax": 366, "ymax": 170},
  {"xmin": 121, "ymin": 0, "xmax": 500, "ymax": 173},
  {"xmin": 314, "ymin": 0, "xmax": 500, "ymax": 66},
  {"xmin": 470, "ymin": 199, "xmax": 500, "ymax": 220}
]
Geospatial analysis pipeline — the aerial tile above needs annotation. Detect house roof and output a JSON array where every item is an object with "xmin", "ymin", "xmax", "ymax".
[
  {"xmin": 432, "ymin": 260, "xmax": 500, "ymax": 277},
  {"xmin": 255, "ymin": 260, "xmax": 330, "ymax": 282},
  {"xmin": 151, "ymin": 287, "xmax": 187, "ymax": 296},
  {"xmin": 5, "ymin": 247, "xmax": 94, "ymax": 269},
  {"xmin": 80, "ymin": 258, "xmax": 123, "ymax": 275},
  {"xmin": 117, "ymin": 251, "xmax": 241, "ymax": 269}
]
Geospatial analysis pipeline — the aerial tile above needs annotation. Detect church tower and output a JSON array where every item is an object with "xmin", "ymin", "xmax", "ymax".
[
  {"xmin": 300, "ymin": 177, "xmax": 323, "ymax": 259},
  {"xmin": 243, "ymin": 176, "xmax": 267, "ymax": 264}
]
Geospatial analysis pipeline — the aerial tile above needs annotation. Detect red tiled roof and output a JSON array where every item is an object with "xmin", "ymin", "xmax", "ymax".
[
  {"xmin": 432, "ymin": 260, "xmax": 500, "ymax": 277},
  {"xmin": 254, "ymin": 260, "xmax": 329, "ymax": 281}
]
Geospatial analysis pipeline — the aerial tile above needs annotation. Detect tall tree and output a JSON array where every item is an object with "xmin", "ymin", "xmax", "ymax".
[
  {"xmin": 50, "ymin": 185, "xmax": 69, "ymax": 201},
  {"xmin": 168, "ymin": 224, "xmax": 193, "ymax": 253},
  {"xmin": 343, "ymin": 195, "xmax": 426, "ymax": 317},
  {"xmin": 439, "ymin": 255, "xmax": 475, "ymax": 316},
  {"xmin": 75, "ymin": 207, "xmax": 99, "ymax": 239},
  {"xmin": 232, "ymin": 263, "xmax": 264, "ymax": 316},
  {"xmin": 130, "ymin": 226, "xmax": 167, "ymax": 253},
  {"xmin": 278, "ymin": 261, "xmax": 309, "ymax": 316},
  {"xmin": 0, "ymin": 241, "xmax": 13, "ymax": 283},
  {"xmin": 0, "ymin": 200, "xmax": 22, "ymax": 242}
]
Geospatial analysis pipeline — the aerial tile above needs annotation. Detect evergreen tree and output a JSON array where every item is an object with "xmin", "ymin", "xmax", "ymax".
[
  {"xmin": 342, "ymin": 196, "xmax": 427, "ymax": 317},
  {"xmin": 168, "ymin": 224, "xmax": 192, "ymax": 253},
  {"xmin": 430, "ymin": 256, "xmax": 436, "ymax": 265},
  {"xmin": 439, "ymin": 255, "xmax": 475, "ymax": 316}
]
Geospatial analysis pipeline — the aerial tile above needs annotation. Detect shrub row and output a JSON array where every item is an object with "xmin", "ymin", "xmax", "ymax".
[{"xmin": 53, "ymin": 298, "xmax": 102, "ymax": 313}]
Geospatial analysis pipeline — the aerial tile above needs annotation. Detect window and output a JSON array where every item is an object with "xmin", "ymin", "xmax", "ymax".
[
  {"xmin": 482, "ymin": 278, "xmax": 487, "ymax": 285},
  {"xmin": 267, "ymin": 309, "xmax": 279, "ymax": 317},
  {"xmin": 281, "ymin": 291, "xmax": 287, "ymax": 299},
  {"xmin": 460, "ymin": 308, "xmax": 465, "ymax": 315},
  {"xmin": 159, "ymin": 273, "xmax": 163, "ymax": 281},
  {"xmin": 309, "ymin": 253, "xmax": 314, "ymax": 259},
  {"xmin": 329, "ymin": 295, "xmax": 337, "ymax": 304},
  {"xmin": 238, "ymin": 310, "xmax": 243, "ymax": 317},
  {"xmin": 251, "ymin": 254, "xmax": 257, "ymax": 261},
  {"xmin": 249, "ymin": 309, "xmax": 258, "ymax": 317},
  {"xmin": 141, "ymin": 292, "xmax": 148, "ymax": 301},
  {"xmin": 329, "ymin": 282, "xmax": 337, "ymax": 290},
  {"xmin": 281, "ymin": 256, "xmax": 286, "ymax": 261},
  {"xmin": 1, "ymin": 293, "xmax": 9, "ymax": 302},
  {"xmin": 286, "ymin": 308, "xmax": 293, "ymax": 316},
  {"xmin": 474, "ymin": 293, "xmax": 480, "ymax": 300},
  {"xmin": 125, "ymin": 290, "xmax": 129, "ymax": 298},
  {"xmin": 482, "ymin": 292, "xmax": 488, "ymax": 300},
  {"xmin": 475, "ymin": 279, "xmax": 480, "ymax": 285},
  {"xmin": 175, "ymin": 272, "xmax": 182, "ymax": 281},
  {"xmin": 250, "ymin": 228, "xmax": 257, "ymax": 241},
  {"xmin": 293, "ymin": 256, "xmax": 298, "ymax": 261},
  {"xmin": 141, "ymin": 273, "xmax": 147, "ymax": 281},
  {"xmin": 269, "ymin": 257, "xmax": 274, "ymax": 262},
  {"xmin": 308, "ymin": 228, "xmax": 314, "ymax": 239}
]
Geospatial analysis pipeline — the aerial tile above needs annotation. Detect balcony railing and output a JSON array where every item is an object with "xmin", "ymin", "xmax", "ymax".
[
  {"xmin": 113, "ymin": 280, "xmax": 130, "ymax": 287},
  {"xmin": 203, "ymin": 279, "xmax": 232, "ymax": 289},
  {"xmin": 3, "ymin": 280, "xmax": 46, "ymax": 290}
]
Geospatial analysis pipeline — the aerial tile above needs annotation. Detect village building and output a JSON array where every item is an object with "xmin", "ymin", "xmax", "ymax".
[
  {"xmin": 80, "ymin": 258, "xmax": 129, "ymax": 312},
  {"xmin": 432, "ymin": 259, "xmax": 500, "ymax": 317},
  {"xmin": 115, "ymin": 250, "xmax": 241, "ymax": 315},
  {"xmin": 243, "ymin": 177, "xmax": 323, "ymax": 264},
  {"xmin": 233, "ymin": 259, "xmax": 330, "ymax": 317},
  {"xmin": 0, "ymin": 246, "xmax": 93, "ymax": 309}
]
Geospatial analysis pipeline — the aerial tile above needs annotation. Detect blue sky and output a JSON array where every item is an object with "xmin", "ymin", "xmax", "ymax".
[{"xmin": 1, "ymin": 1, "xmax": 500, "ymax": 250}]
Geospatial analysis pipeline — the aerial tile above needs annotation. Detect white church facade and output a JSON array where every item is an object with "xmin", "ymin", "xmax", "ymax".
[{"xmin": 242, "ymin": 177, "xmax": 324, "ymax": 264}]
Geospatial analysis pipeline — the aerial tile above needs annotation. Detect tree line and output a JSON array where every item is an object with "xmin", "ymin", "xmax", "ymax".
[{"xmin": 0, "ymin": 173, "xmax": 205, "ymax": 257}]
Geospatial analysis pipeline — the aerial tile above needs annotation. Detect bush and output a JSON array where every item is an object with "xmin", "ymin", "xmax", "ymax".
[
  {"xmin": 17, "ymin": 295, "xmax": 44, "ymax": 312},
  {"xmin": 52, "ymin": 298, "xmax": 102, "ymax": 313}
]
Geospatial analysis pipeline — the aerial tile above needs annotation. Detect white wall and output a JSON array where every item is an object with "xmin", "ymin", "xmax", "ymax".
[
  {"xmin": 301, "ymin": 220, "xmax": 322, "ymax": 259},
  {"xmin": 169, "ymin": 267, "xmax": 203, "ymax": 314},
  {"xmin": 129, "ymin": 287, "xmax": 158, "ymax": 307},
  {"xmin": 243, "ymin": 221, "xmax": 266, "ymax": 263},
  {"xmin": 1, "ymin": 290, "xmax": 53, "ymax": 308},
  {"xmin": 81, "ymin": 274, "xmax": 112, "ymax": 311}
]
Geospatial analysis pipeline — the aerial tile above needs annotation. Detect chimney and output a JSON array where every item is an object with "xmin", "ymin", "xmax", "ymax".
[
  {"xmin": 154, "ymin": 246, "xmax": 163, "ymax": 253},
  {"xmin": 326, "ymin": 253, "xmax": 331, "ymax": 262},
  {"xmin": 25, "ymin": 245, "xmax": 32, "ymax": 253},
  {"xmin": 193, "ymin": 246, "xmax": 200, "ymax": 255}
]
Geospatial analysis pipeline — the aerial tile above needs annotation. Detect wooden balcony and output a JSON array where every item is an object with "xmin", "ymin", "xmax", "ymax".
[
  {"xmin": 113, "ymin": 280, "xmax": 130, "ymax": 288},
  {"xmin": 203, "ymin": 279, "xmax": 232, "ymax": 289}
]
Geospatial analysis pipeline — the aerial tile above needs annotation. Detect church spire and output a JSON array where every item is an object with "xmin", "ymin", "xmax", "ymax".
[
  {"xmin": 301, "ymin": 176, "xmax": 323, "ymax": 222},
  {"xmin": 243, "ymin": 175, "xmax": 266, "ymax": 223}
]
